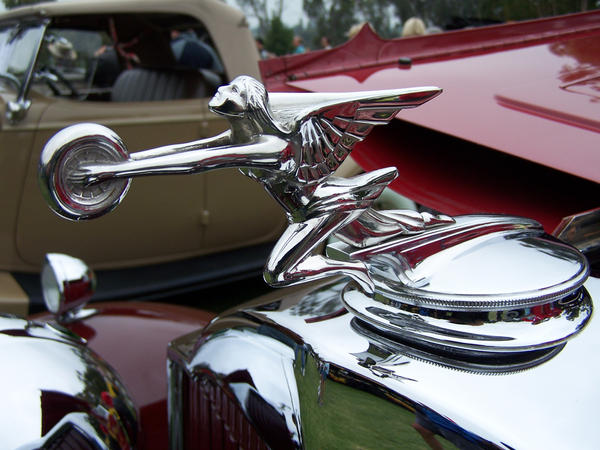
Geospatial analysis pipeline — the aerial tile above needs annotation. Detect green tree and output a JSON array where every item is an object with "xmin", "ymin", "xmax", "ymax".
[
  {"xmin": 235, "ymin": 0, "xmax": 283, "ymax": 38},
  {"xmin": 264, "ymin": 16, "xmax": 294, "ymax": 56},
  {"xmin": 237, "ymin": 0, "xmax": 598, "ymax": 55},
  {"xmin": 356, "ymin": 0, "xmax": 401, "ymax": 38},
  {"xmin": 231, "ymin": 0, "xmax": 296, "ymax": 55},
  {"xmin": 303, "ymin": 0, "xmax": 405, "ymax": 46},
  {"xmin": 304, "ymin": 0, "xmax": 358, "ymax": 46}
]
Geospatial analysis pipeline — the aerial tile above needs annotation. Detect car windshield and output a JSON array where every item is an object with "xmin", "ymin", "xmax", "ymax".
[
  {"xmin": 30, "ymin": 27, "xmax": 108, "ymax": 98},
  {"xmin": 0, "ymin": 22, "xmax": 45, "ymax": 93}
]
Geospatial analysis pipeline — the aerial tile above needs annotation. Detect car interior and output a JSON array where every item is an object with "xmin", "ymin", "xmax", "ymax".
[{"xmin": 32, "ymin": 13, "xmax": 225, "ymax": 102}]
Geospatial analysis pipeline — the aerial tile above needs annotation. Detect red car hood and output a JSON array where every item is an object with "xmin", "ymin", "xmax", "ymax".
[{"xmin": 261, "ymin": 11, "xmax": 600, "ymax": 231}]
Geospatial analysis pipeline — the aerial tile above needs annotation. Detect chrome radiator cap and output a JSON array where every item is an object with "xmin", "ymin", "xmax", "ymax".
[{"xmin": 329, "ymin": 214, "xmax": 591, "ymax": 354}]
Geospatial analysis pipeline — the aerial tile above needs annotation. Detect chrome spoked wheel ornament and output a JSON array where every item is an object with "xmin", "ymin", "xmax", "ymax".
[{"xmin": 39, "ymin": 123, "xmax": 131, "ymax": 221}]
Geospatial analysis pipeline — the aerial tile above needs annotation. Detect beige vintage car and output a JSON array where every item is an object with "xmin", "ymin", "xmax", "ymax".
[{"xmin": 0, "ymin": 0, "xmax": 286, "ymax": 314}]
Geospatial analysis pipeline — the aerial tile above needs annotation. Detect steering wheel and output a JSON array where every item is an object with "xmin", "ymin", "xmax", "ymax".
[{"xmin": 37, "ymin": 66, "xmax": 80, "ymax": 98}]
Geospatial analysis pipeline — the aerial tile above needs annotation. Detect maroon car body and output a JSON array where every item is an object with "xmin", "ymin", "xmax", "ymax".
[
  {"xmin": 261, "ymin": 11, "xmax": 600, "ymax": 232},
  {"xmin": 32, "ymin": 303, "xmax": 215, "ymax": 450},
  {"xmin": 30, "ymin": 10, "xmax": 600, "ymax": 449}
]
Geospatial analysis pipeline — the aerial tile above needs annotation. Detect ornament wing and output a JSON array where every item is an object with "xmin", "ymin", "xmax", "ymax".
[{"xmin": 269, "ymin": 87, "xmax": 441, "ymax": 183}]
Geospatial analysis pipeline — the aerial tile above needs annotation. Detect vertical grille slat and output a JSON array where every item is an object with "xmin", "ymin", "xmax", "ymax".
[
  {"xmin": 199, "ymin": 379, "xmax": 211, "ymax": 449},
  {"xmin": 211, "ymin": 383, "xmax": 223, "ymax": 449}
]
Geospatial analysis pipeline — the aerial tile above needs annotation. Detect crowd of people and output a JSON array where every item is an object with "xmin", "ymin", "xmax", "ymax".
[{"xmin": 255, "ymin": 16, "xmax": 431, "ymax": 59}]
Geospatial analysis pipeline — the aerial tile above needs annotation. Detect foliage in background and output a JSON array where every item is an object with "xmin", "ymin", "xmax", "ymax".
[
  {"xmin": 6, "ymin": 0, "xmax": 596, "ymax": 54},
  {"xmin": 264, "ymin": 16, "xmax": 294, "ymax": 55},
  {"xmin": 235, "ymin": 0, "xmax": 296, "ymax": 56},
  {"xmin": 231, "ymin": 0, "xmax": 597, "ymax": 54},
  {"xmin": 304, "ymin": 0, "xmax": 358, "ymax": 48},
  {"xmin": 235, "ymin": 0, "xmax": 281, "ymax": 38}
]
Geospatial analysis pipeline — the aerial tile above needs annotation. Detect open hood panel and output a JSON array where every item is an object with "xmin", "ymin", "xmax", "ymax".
[{"xmin": 260, "ymin": 11, "xmax": 600, "ymax": 231}]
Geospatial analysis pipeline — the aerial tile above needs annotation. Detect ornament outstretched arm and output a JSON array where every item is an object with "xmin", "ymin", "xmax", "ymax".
[
  {"xmin": 71, "ymin": 134, "xmax": 290, "ymax": 185},
  {"xmin": 130, "ymin": 130, "xmax": 233, "ymax": 161}
]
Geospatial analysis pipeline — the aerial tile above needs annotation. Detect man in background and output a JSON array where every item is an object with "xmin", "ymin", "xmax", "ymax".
[{"xmin": 171, "ymin": 29, "xmax": 223, "ymax": 73}]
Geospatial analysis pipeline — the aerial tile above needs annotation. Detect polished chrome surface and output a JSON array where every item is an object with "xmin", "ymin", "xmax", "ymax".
[
  {"xmin": 343, "ymin": 283, "xmax": 592, "ymax": 352},
  {"xmin": 0, "ymin": 314, "xmax": 137, "ymax": 449},
  {"xmin": 329, "ymin": 214, "xmax": 591, "ymax": 352},
  {"xmin": 19, "ymin": 412, "xmax": 120, "ymax": 450},
  {"xmin": 169, "ymin": 328, "xmax": 301, "ymax": 449},
  {"xmin": 329, "ymin": 215, "xmax": 589, "ymax": 309},
  {"xmin": 39, "ymin": 123, "xmax": 132, "ymax": 221},
  {"xmin": 6, "ymin": 97, "xmax": 31, "ymax": 124},
  {"xmin": 39, "ymin": 76, "xmax": 446, "ymax": 294},
  {"xmin": 42, "ymin": 253, "xmax": 96, "ymax": 321},
  {"xmin": 170, "ymin": 276, "xmax": 600, "ymax": 449}
]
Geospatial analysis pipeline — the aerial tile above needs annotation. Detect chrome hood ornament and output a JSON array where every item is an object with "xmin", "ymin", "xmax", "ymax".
[
  {"xmin": 39, "ymin": 76, "xmax": 591, "ymax": 353},
  {"xmin": 39, "ymin": 76, "xmax": 450, "ymax": 294}
]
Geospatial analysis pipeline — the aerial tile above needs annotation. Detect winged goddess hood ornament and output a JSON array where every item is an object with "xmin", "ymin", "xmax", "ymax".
[
  {"xmin": 39, "ymin": 76, "xmax": 450, "ymax": 293},
  {"xmin": 39, "ymin": 75, "xmax": 592, "ymax": 365}
]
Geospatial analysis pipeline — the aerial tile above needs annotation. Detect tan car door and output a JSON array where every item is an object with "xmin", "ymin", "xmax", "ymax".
[{"xmin": 16, "ymin": 96, "xmax": 283, "ymax": 270}]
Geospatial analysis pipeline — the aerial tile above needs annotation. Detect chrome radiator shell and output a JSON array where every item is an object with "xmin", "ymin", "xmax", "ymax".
[{"xmin": 168, "ymin": 275, "xmax": 599, "ymax": 449}]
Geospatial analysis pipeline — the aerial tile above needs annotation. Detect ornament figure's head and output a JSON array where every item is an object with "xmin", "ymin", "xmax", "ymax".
[{"xmin": 209, "ymin": 75, "xmax": 269, "ymax": 119}]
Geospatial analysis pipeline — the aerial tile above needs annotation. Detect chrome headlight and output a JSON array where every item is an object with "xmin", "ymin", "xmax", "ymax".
[{"xmin": 41, "ymin": 253, "xmax": 96, "ymax": 320}]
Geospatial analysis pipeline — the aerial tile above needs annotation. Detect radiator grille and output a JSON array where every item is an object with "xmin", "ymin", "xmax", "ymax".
[{"xmin": 176, "ymin": 367, "xmax": 268, "ymax": 450}]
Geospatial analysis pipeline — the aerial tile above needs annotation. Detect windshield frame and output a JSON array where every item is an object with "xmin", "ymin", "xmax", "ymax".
[{"xmin": 0, "ymin": 18, "xmax": 49, "ymax": 106}]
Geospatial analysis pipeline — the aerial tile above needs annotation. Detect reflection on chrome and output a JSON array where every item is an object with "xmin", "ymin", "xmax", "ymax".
[
  {"xmin": 0, "ymin": 315, "xmax": 137, "ymax": 449},
  {"xmin": 41, "ymin": 253, "xmax": 96, "ymax": 322},
  {"xmin": 170, "ymin": 277, "xmax": 600, "ymax": 449},
  {"xmin": 342, "ymin": 285, "xmax": 592, "ymax": 353}
]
